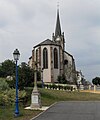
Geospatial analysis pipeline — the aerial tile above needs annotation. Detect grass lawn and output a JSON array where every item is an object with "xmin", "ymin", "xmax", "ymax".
[
  {"xmin": 0, "ymin": 106, "xmax": 41, "ymax": 120},
  {"xmin": 1, "ymin": 88, "xmax": 100, "ymax": 120},
  {"xmin": 40, "ymin": 89, "xmax": 100, "ymax": 105}
]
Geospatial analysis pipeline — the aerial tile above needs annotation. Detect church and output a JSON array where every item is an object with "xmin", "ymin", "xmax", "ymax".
[{"xmin": 28, "ymin": 8, "xmax": 77, "ymax": 83}]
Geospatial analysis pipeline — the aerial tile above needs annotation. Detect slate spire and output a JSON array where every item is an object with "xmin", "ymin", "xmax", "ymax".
[{"xmin": 55, "ymin": 6, "xmax": 61, "ymax": 37}]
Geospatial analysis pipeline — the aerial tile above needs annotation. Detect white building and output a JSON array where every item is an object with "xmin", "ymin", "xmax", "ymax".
[{"xmin": 28, "ymin": 8, "xmax": 77, "ymax": 83}]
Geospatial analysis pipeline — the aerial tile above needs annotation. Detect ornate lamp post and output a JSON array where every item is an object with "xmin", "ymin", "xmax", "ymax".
[{"xmin": 13, "ymin": 49, "xmax": 20, "ymax": 116}]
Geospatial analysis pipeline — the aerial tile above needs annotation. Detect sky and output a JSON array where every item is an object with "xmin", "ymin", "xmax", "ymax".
[{"xmin": 0, "ymin": 0, "xmax": 100, "ymax": 82}]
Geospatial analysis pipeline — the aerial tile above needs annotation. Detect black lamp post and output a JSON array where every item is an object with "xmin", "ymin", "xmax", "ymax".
[{"xmin": 13, "ymin": 49, "xmax": 20, "ymax": 117}]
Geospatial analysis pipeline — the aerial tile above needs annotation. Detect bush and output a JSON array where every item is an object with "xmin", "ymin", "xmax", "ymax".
[
  {"xmin": 49, "ymin": 84, "xmax": 53, "ymax": 89},
  {"xmin": 52, "ymin": 84, "xmax": 57, "ymax": 90},
  {"xmin": 0, "ymin": 89, "xmax": 27, "ymax": 106},
  {"xmin": 70, "ymin": 86, "xmax": 73, "ymax": 91},
  {"xmin": 44, "ymin": 84, "xmax": 49, "ymax": 89},
  {"xmin": 0, "ymin": 78, "xmax": 9, "ymax": 91},
  {"xmin": 44, "ymin": 83, "xmax": 74, "ymax": 91},
  {"xmin": 58, "ymin": 85, "xmax": 63, "ymax": 90},
  {"xmin": 63, "ymin": 86, "xmax": 67, "ymax": 90},
  {"xmin": 57, "ymin": 74, "xmax": 68, "ymax": 84},
  {"xmin": 92, "ymin": 77, "xmax": 100, "ymax": 85}
]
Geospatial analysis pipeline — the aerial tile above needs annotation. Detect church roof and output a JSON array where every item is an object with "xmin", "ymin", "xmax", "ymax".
[
  {"xmin": 29, "ymin": 56, "xmax": 32, "ymax": 59},
  {"xmin": 64, "ymin": 51, "xmax": 74, "ymax": 60},
  {"xmin": 34, "ymin": 39, "xmax": 60, "ymax": 48}
]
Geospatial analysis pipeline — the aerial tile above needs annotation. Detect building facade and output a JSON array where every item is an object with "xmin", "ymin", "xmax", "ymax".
[{"xmin": 28, "ymin": 9, "xmax": 77, "ymax": 83}]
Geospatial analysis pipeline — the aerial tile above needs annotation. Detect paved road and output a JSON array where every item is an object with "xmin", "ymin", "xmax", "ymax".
[{"xmin": 31, "ymin": 101, "xmax": 100, "ymax": 120}]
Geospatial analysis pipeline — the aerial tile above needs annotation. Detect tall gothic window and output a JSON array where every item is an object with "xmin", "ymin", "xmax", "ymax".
[
  {"xmin": 43, "ymin": 48, "xmax": 48, "ymax": 69},
  {"xmin": 36, "ymin": 49, "xmax": 38, "ymax": 62},
  {"xmin": 54, "ymin": 48, "xmax": 58, "ymax": 68}
]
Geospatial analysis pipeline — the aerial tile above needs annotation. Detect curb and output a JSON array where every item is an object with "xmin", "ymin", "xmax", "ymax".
[{"xmin": 30, "ymin": 102, "xmax": 57, "ymax": 120}]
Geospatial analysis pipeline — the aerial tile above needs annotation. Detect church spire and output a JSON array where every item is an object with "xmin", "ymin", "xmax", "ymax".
[{"xmin": 55, "ymin": 4, "xmax": 61, "ymax": 37}]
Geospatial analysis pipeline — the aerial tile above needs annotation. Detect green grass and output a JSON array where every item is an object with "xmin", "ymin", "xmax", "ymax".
[
  {"xmin": 1, "ymin": 88, "xmax": 100, "ymax": 120},
  {"xmin": 40, "ymin": 89, "xmax": 100, "ymax": 106},
  {"xmin": 0, "ymin": 105, "xmax": 41, "ymax": 120}
]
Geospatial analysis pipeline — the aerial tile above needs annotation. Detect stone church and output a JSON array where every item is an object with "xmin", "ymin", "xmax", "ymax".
[{"xmin": 28, "ymin": 9, "xmax": 76, "ymax": 83}]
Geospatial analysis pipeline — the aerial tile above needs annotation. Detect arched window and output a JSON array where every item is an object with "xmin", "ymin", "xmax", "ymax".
[
  {"xmin": 54, "ymin": 48, "xmax": 58, "ymax": 68},
  {"xmin": 36, "ymin": 49, "xmax": 38, "ymax": 62},
  {"xmin": 64, "ymin": 59, "xmax": 68, "ymax": 65},
  {"xmin": 43, "ymin": 48, "xmax": 48, "ymax": 69}
]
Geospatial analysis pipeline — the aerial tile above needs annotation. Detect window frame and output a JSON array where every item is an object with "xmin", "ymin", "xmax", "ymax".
[
  {"xmin": 43, "ymin": 47, "xmax": 48, "ymax": 69},
  {"xmin": 54, "ymin": 48, "xmax": 58, "ymax": 69}
]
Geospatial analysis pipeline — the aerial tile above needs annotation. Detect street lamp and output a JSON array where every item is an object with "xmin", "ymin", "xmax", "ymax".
[{"xmin": 13, "ymin": 49, "xmax": 20, "ymax": 117}]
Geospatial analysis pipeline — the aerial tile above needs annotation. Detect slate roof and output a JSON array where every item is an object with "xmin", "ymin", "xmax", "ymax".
[
  {"xmin": 34, "ymin": 39, "xmax": 60, "ymax": 48},
  {"xmin": 64, "ymin": 51, "xmax": 74, "ymax": 60}
]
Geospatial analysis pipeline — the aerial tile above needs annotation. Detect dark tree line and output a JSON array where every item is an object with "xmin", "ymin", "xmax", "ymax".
[
  {"xmin": 0, "ymin": 59, "xmax": 41, "ymax": 90},
  {"xmin": 92, "ymin": 77, "xmax": 100, "ymax": 85},
  {"xmin": 0, "ymin": 60, "xmax": 15, "ymax": 77},
  {"xmin": 57, "ymin": 74, "xmax": 68, "ymax": 84}
]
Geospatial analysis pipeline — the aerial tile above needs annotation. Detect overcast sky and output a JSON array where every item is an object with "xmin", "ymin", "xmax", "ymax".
[{"xmin": 0, "ymin": 0, "xmax": 100, "ymax": 82}]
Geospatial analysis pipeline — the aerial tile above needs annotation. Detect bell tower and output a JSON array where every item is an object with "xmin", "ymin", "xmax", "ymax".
[{"xmin": 52, "ymin": 5, "xmax": 65, "ymax": 75}]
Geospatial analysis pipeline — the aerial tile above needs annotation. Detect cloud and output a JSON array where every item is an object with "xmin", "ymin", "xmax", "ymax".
[{"xmin": 0, "ymin": 0, "xmax": 100, "ymax": 81}]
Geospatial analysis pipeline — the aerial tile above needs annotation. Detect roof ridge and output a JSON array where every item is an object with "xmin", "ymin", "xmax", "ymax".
[{"xmin": 34, "ymin": 39, "xmax": 60, "ymax": 48}]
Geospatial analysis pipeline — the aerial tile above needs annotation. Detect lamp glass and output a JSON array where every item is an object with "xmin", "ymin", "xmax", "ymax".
[{"xmin": 13, "ymin": 49, "xmax": 20, "ymax": 61}]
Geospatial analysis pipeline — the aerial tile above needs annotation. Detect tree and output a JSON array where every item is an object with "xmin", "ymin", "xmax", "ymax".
[
  {"xmin": 0, "ymin": 78, "xmax": 9, "ymax": 91},
  {"xmin": 92, "ymin": 77, "xmax": 100, "ymax": 85},
  {"xmin": 18, "ymin": 62, "xmax": 34, "ymax": 90},
  {"xmin": 57, "ymin": 74, "xmax": 68, "ymax": 84},
  {"xmin": 0, "ymin": 59, "xmax": 15, "ymax": 77},
  {"xmin": 0, "ymin": 60, "xmax": 36, "ymax": 89},
  {"xmin": 0, "ymin": 65, "xmax": 4, "ymax": 77},
  {"xmin": 0, "ymin": 78, "xmax": 26, "ymax": 106}
]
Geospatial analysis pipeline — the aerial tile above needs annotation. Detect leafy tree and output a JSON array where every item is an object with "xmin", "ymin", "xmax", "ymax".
[
  {"xmin": 0, "ymin": 78, "xmax": 9, "ymax": 91},
  {"xmin": 0, "ymin": 65, "xmax": 4, "ymax": 77},
  {"xmin": 18, "ymin": 62, "xmax": 34, "ymax": 90},
  {"xmin": 6, "ymin": 76, "xmax": 15, "ymax": 88},
  {"xmin": 0, "ymin": 59, "xmax": 15, "ymax": 77},
  {"xmin": 92, "ymin": 77, "xmax": 100, "ymax": 85},
  {"xmin": 0, "ymin": 89, "xmax": 26, "ymax": 106},
  {"xmin": 0, "ymin": 60, "xmax": 38, "ymax": 89},
  {"xmin": 57, "ymin": 74, "xmax": 68, "ymax": 84}
]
